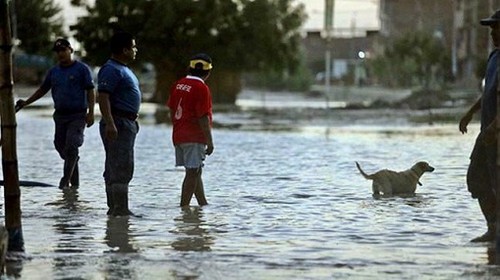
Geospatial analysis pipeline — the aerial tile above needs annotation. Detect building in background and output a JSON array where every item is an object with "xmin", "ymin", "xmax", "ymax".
[
  {"xmin": 301, "ymin": 30, "xmax": 377, "ymax": 86},
  {"xmin": 379, "ymin": 0, "xmax": 454, "ymax": 40},
  {"xmin": 378, "ymin": 0, "xmax": 500, "ymax": 88},
  {"xmin": 451, "ymin": 0, "xmax": 500, "ymax": 88},
  {"xmin": 300, "ymin": 0, "xmax": 500, "ymax": 89}
]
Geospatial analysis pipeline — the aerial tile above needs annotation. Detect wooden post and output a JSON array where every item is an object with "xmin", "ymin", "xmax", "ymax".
[
  {"xmin": 496, "ymin": 48, "xmax": 500, "ymax": 263},
  {"xmin": 0, "ymin": 0, "xmax": 24, "ymax": 253}
]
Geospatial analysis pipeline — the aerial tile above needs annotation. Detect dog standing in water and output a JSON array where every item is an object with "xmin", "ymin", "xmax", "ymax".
[{"xmin": 356, "ymin": 161, "xmax": 435, "ymax": 195}]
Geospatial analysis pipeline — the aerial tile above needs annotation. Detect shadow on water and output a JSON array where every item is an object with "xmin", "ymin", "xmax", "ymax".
[{"xmin": 170, "ymin": 207, "xmax": 215, "ymax": 252}]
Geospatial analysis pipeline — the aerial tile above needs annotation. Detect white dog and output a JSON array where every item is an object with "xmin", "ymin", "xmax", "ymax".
[{"xmin": 355, "ymin": 161, "xmax": 435, "ymax": 195}]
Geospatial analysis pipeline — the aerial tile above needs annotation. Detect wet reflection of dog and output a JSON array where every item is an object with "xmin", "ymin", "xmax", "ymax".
[{"xmin": 356, "ymin": 161, "xmax": 435, "ymax": 196}]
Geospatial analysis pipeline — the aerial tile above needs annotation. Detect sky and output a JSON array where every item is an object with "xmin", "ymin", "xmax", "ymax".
[{"xmin": 56, "ymin": 0, "xmax": 380, "ymax": 33}]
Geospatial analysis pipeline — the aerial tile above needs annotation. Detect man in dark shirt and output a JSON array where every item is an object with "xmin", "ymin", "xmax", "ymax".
[
  {"xmin": 459, "ymin": 10, "xmax": 500, "ymax": 242},
  {"xmin": 17, "ymin": 38, "xmax": 95, "ymax": 189},
  {"xmin": 97, "ymin": 32, "xmax": 141, "ymax": 216}
]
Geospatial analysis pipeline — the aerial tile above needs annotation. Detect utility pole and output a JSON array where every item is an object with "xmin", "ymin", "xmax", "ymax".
[
  {"xmin": 0, "ymin": 0, "xmax": 24, "ymax": 253},
  {"xmin": 451, "ymin": 0, "xmax": 458, "ymax": 79},
  {"xmin": 324, "ymin": 0, "xmax": 334, "ymax": 108}
]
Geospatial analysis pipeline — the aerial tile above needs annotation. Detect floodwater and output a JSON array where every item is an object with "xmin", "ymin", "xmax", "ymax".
[{"xmin": 1, "ymin": 105, "xmax": 499, "ymax": 279}]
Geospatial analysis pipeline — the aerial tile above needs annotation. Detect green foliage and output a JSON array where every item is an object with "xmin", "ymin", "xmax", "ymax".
[
  {"xmin": 245, "ymin": 55, "xmax": 313, "ymax": 92},
  {"xmin": 369, "ymin": 31, "xmax": 451, "ymax": 89},
  {"xmin": 14, "ymin": 0, "xmax": 64, "ymax": 56},
  {"xmin": 286, "ymin": 65, "xmax": 314, "ymax": 92},
  {"xmin": 71, "ymin": 0, "xmax": 306, "ymax": 103}
]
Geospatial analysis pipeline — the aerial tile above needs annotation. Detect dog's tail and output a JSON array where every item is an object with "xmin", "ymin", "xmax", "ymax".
[{"xmin": 355, "ymin": 161, "xmax": 373, "ymax": 180}]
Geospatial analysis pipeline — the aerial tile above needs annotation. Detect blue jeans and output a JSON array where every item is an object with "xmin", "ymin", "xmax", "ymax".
[{"xmin": 100, "ymin": 117, "xmax": 139, "ymax": 186}]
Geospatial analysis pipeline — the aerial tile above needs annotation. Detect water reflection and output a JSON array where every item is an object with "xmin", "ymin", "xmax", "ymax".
[
  {"xmin": 5, "ymin": 260, "xmax": 23, "ymax": 278},
  {"xmin": 59, "ymin": 188, "xmax": 79, "ymax": 211},
  {"xmin": 487, "ymin": 246, "xmax": 496, "ymax": 265},
  {"xmin": 170, "ymin": 207, "xmax": 214, "ymax": 251},
  {"xmin": 51, "ymin": 188, "xmax": 88, "ymax": 275},
  {"xmin": 105, "ymin": 216, "xmax": 137, "ymax": 253},
  {"xmin": 103, "ymin": 216, "xmax": 137, "ymax": 280},
  {"xmin": 46, "ymin": 188, "xmax": 81, "ymax": 211},
  {"xmin": 372, "ymin": 193, "xmax": 429, "ymax": 207},
  {"xmin": 484, "ymin": 245, "xmax": 500, "ymax": 267}
]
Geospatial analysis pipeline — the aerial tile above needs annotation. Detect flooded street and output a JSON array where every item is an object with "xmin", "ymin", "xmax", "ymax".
[{"xmin": 2, "ymin": 105, "xmax": 500, "ymax": 279}]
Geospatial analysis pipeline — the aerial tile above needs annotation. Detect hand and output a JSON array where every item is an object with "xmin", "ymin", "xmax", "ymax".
[
  {"xmin": 105, "ymin": 122, "xmax": 118, "ymax": 141},
  {"xmin": 86, "ymin": 113, "xmax": 94, "ymax": 127},
  {"xmin": 459, "ymin": 113, "xmax": 472, "ymax": 134},
  {"xmin": 15, "ymin": 99, "xmax": 26, "ymax": 112},
  {"xmin": 205, "ymin": 143, "xmax": 214, "ymax": 156}
]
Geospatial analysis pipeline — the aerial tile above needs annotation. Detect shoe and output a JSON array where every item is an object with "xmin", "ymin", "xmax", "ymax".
[
  {"xmin": 110, "ymin": 184, "xmax": 142, "ymax": 217},
  {"xmin": 471, "ymin": 229, "xmax": 495, "ymax": 242}
]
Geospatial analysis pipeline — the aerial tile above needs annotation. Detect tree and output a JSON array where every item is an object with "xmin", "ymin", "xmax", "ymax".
[
  {"xmin": 369, "ymin": 31, "xmax": 451, "ymax": 89},
  {"xmin": 13, "ymin": 0, "xmax": 64, "ymax": 56},
  {"xmin": 71, "ymin": 0, "xmax": 306, "ymax": 104},
  {"xmin": 1, "ymin": 0, "xmax": 24, "ymax": 253}
]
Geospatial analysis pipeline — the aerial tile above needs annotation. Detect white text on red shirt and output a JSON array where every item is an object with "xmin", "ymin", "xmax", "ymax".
[{"xmin": 176, "ymin": 84, "xmax": 192, "ymax": 92}]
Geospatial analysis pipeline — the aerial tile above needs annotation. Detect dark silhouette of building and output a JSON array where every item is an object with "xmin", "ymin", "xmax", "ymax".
[{"xmin": 300, "ymin": 0, "xmax": 500, "ymax": 88}]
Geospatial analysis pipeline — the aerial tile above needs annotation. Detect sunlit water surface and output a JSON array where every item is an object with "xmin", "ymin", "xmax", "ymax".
[{"xmin": 0, "ymin": 110, "xmax": 499, "ymax": 279}]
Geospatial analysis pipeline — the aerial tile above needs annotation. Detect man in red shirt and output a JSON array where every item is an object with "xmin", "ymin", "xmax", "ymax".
[{"xmin": 168, "ymin": 53, "xmax": 214, "ymax": 207}]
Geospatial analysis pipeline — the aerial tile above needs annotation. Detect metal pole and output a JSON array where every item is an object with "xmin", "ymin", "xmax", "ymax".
[
  {"xmin": 451, "ymin": 0, "xmax": 457, "ymax": 79},
  {"xmin": 324, "ymin": 0, "xmax": 334, "ymax": 108},
  {"xmin": 325, "ymin": 49, "xmax": 331, "ymax": 108},
  {"xmin": 0, "ymin": 0, "xmax": 24, "ymax": 253}
]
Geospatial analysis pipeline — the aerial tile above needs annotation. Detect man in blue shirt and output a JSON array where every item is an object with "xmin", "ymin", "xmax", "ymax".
[
  {"xmin": 459, "ymin": 10, "xmax": 500, "ymax": 242},
  {"xmin": 98, "ymin": 31, "xmax": 141, "ymax": 217},
  {"xmin": 17, "ymin": 38, "xmax": 95, "ymax": 189}
]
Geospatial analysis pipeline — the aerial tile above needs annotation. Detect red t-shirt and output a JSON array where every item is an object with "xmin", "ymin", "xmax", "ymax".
[{"xmin": 167, "ymin": 76, "xmax": 212, "ymax": 145}]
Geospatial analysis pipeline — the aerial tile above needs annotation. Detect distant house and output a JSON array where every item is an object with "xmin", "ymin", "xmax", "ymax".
[
  {"xmin": 300, "ymin": 0, "xmax": 500, "ymax": 88},
  {"xmin": 451, "ymin": 0, "xmax": 500, "ymax": 87},
  {"xmin": 379, "ymin": 0, "xmax": 454, "ymax": 41},
  {"xmin": 301, "ymin": 30, "xmax": 378, "ymax": 85},
  {"xmin": 379, "ymin": 0, "xmax": 500, "ymax": 88}
]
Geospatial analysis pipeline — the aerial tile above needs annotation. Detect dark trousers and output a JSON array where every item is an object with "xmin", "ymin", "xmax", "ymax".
[
  {"xmin": 53, "ymin": 113, "xmax": 86, "ymax": 161},
  {"xmin": 467, "ymin": 132, "xmax": 497, "ymax": 225},
  {"xmin": 99, "ymin": 117, "xmax": 138, "ymax": 186}
]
